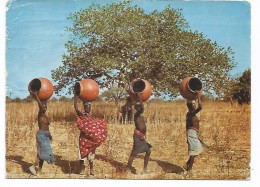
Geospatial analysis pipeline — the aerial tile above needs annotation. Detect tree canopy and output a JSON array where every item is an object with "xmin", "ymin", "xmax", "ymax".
[{"xmin": 51, "ymin": 1, "xmax": 236, "ymax": 99}]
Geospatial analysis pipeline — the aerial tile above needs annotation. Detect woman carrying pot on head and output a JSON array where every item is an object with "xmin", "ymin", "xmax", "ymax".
[
  {"xmin": 29, "ymin": 91, "xmax": 55, "ymax": 175},
  {"xmin": 185, "ymin": 92, "xmax": 208, "ymax": 175},
  {"xmin": 73, "ymin": 90, "xmax": 107, "ymax": 176},
  {"xmin": 126, "ymin": 91, "xmax": 152, "ymax": 174}
]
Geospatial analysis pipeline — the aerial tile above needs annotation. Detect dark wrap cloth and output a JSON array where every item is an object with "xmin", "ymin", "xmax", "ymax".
[
  {"xmin": 131, "ymin": 129, "xmax": 152, "ymax": 156},
  {"xmin": 36, "ymin": 130, "xmax": 55, "ymax": 164},
  {"xmin": 76, "ymin": 114, "xmax": 108, "ymax": 158}
]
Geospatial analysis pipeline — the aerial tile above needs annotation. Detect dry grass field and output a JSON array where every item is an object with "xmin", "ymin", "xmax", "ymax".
[{"xmin": 5, "ymin": 100, "xmax": 250, "ymax": 179}]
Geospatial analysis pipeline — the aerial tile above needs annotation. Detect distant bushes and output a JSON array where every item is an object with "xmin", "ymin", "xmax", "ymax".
[{"xmin": 231, "ymin": 69, "xmax": 251, "ymax": 105}]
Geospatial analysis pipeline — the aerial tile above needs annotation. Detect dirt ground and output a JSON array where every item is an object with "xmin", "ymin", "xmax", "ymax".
[
  {"xmin": 6, "ymin": 120, "xmax": 250, "ymax": 180},
  {"xmin": 5, "ymin": 101, "xmax": 251, "ymax": 179}
]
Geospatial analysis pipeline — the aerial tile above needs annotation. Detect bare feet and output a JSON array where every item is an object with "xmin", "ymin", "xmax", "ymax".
[
  {"xmin": 90, "ymin": 169, "xmax": 95, "ymax": 176},
  {"xmin": 184, "ymin": 170, "xmax": 193, "ymax": 179},
  {"xmin": 79, "ymin": 162, "xmax": 85, "ymax": 175},
  {"xmin": 126, "ymin": 164, "xmax": 137, "ymax": 174},
  {"xmin": 141, "ymin": 168, "xmax": 148, "ymax": 174},
  {"xmin": 37, "ymin": 168, "xmax": 42, "ymax": 174},
  {"xmin": 29, "ymin": 165, "xmax": 37, "ymax": 175},
  {"xmin": 79, "ymin": 169, "xmax": 85, "ymax": 175}
]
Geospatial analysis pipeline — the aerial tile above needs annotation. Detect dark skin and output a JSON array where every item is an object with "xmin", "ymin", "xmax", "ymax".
[
  {"xmin": 73, "ymin": 90, "xmax": 95, "ymax": 176},
  {"xmin": 134, "ymin": 99, "xmax": 146, "ymax": 135},
  {"xmin": 127, "ymin": 92, "xmax": 151, "ymax": 174},
  {"xmin": 74, "ymin": 91, "xmax": 91, "ymax": 116},
  {"xmin": 186, "ymin": 92, "xmax": 202, "ymax": 172},
  {"xmin": 30, "ymin": 92, "xmax": 52, "ymax": 172},
  {"xmin": 186, "ymin": 94, "xmax": 202, "ymax": 132}
]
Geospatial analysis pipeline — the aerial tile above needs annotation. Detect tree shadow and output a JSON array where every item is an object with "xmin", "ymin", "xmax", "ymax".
[
  {"xmin": 54, "ymin": 155, "xmax": 80, "ymax": 174},
  {"xmin": 6, "ymin": 155, "xmax": 32, "ymax": 174},
  {"xmin": 136, "ymin": 155, "xmax": 185, "ymax": 174},
  {"xmin": 95, "ymin": 154, "xmax": 131, "ymax": 173}
]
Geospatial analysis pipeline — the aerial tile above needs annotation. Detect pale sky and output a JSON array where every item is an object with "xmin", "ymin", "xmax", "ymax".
[{"xmin": 5, "ymin": 0, "xmax": 251, "ymax": 99}]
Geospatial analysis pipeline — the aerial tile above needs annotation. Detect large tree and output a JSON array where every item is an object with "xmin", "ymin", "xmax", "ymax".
[{"xmin": 51, "ymin": 1, "xmax": 236, "ymax": 98}]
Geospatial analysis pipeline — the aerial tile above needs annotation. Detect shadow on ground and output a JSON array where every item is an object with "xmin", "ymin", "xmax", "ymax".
[
  {"xmin": 54, "ymin": 155, "xmax": 80, "ymax": 174},
  {"xmin": 6, "ymin": 154, "xmax": 184, "ymax": 176},
  {"xmin": 95, "ymin": 154, "xmax": 130, "ymax": 173},
  {"xmin": 6, "ymin": 155, "xmax": 32, "ymax": 174},
  {"xmin": 136, "ymin": 155, "xmax": 184, "ymax": 174}
]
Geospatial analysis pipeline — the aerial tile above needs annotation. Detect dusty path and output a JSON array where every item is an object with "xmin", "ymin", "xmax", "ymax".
[{"xmin": 6, "ymin": 121, "xmax": 250, "ymax": 179}]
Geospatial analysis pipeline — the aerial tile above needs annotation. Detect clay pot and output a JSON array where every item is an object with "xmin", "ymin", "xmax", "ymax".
[
  {"xmin": 74, "ymin": 79, "xmax": 99, "ymax": 102},
  {"xmin": 127, "ymin": 79, "xmax": 152, "ymax": 102},
  {"xmin": 179, "ymin": 77, "xmax": 202, "ymax": 100},
  {"xmin": 28, "ymin": 78, "xmax": 54, "ymax": 101}
]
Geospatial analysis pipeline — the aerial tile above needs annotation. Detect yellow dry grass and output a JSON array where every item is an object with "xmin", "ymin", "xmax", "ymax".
[{"xmin": 5, "ymin": 100, "xmax": 250, "ymax": 179}]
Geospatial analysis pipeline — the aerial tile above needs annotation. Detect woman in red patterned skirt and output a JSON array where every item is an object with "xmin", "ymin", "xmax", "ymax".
[{"xmin": 73, "ymin": 90, "xmax": 107, "ymax": 176}]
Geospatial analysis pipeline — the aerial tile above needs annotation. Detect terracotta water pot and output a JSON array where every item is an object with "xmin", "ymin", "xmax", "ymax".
[
  {"xmin": 179, "ymin": 77, "xmax": 202, "ymax": 100},
  {"xmin": 74, "ymin": 79, "xmax": 99, "ymax": 102},
  {"xmin": 127, "ymin": 79, "xmax": 152, "ymax": 102},
  {"xmin": 28, "ymin": 77, "xmax": 54, "ymax": 101}
]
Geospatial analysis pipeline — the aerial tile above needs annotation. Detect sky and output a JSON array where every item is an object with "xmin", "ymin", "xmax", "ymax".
[
  {"xmin": 1, "ymin": 1, "xmax": 260, "ymax": 187},
  {"xmin": 5, "ymin": 0, "xmax": 251, "ymax": 99}
]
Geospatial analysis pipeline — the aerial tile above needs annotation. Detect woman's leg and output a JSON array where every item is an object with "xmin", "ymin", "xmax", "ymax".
[
  {"xmin": 127, "ymin": 153, "xmax": 137, "ymax": 174},
  {"xmin": 29, "ymin": 156, "xmax": 40, "ymax": 175},
  {"xmin": 186, "ymin": 156, "xmax": 195, "ymax": 172},
  {"xmin": 143, "ymin": 149, "xmax": 151, "ymax": 173},
  {"xmin": 88, "ymin": 149, "xmax": 96, "ymax": 176},
  {"xmin": 38, "ymin": 159, "xmax": 44, "ymax": 173}
]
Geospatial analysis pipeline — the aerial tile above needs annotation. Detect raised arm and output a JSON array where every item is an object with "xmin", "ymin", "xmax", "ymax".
[
  {"xmin": 74, "ymin": 90, "xmax": 83, "ymax": 116},
  {"xmin": 31, "ymin": 91, "xmax": 46, "ymax": 113}
]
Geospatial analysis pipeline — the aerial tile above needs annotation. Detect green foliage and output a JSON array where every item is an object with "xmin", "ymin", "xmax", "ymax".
[
  {"xmin": 51, "ymin": 1, "xmax": 236, "ymax": 98},
  {"xmin": 232, "ymin": 69, "xmax": 251, "ymax": 105},
  {"xmin": 100, "ymin": 86, "xmax": 127, "ymax": 105}
]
